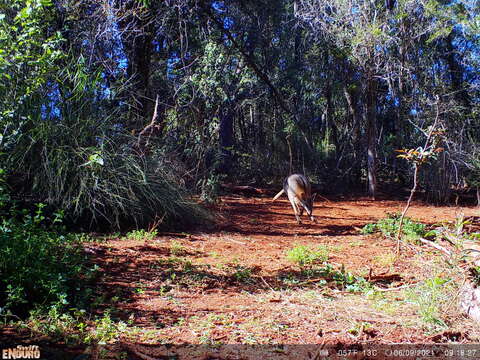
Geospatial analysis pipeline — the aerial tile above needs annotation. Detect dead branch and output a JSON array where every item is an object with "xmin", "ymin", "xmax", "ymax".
[
  {"xmin": 417, "ymin": 237, "xmax": 452, "ymax": 257},
  {"xmin": 221, "ymin": 183, "xmax": 269, "ymax": 195},
  {"xmin": 136, "ymin": 94, "xmax": 163, "ymax": 155}
]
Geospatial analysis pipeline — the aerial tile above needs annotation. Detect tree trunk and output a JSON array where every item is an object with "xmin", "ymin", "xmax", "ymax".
[
  {"xmin": 365, "ymin": 76, "xmax": 377, "ymax": 199},
  {"xmin": 218, "ymin": 103, "xmax": 235, "ymax": 174},
  {"xmin": 116, "ymin": 1, "xmax": 155, "ymax": 131},
  {"xmin": 446, "ymin": 31, "xmax": 470, "ymax": 109},
  {"xmin": 325, "ymin": 82, "xmax": 339, "ymax": 151}
]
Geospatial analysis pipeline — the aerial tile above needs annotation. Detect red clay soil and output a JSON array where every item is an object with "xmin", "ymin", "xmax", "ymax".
[
  {"xmin": 3, "ymin": 196, "xmax": 480, "ymax": 358},
  {"xmin": 96, "ymin": 198, "xmax": 480, "ymax": 342}
]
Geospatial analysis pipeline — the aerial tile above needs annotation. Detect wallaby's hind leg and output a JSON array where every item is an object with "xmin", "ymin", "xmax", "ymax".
[{"xmin": 290, "ymin": 201, "xmax": 302, "ymax": 224}]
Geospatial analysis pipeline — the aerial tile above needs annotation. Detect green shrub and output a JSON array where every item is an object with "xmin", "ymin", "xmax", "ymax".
[
  {"xmin": 20, "ymin": 138, "xmax": 212, "ymax": 230},
  {"xmin": 3, "ymin": 57, "xmax": 212, "ymax": 230},
  {"xmin": 360, "ymin": 223, "xmax": 377, "ymax": 234},
  {"xmin": 361, "ymin": 213, "xmax": 426, "ymax": 241},
  {"xmin": 123, "ymin": 229, "xmax": 158, "ymax": 241},
  {"xmin": 0, "ymin": 173, "xmax": 93, "ymax": 317},
  {"xmin": 286, "ymin": 245, "xmax": 329, "ymax": 268},
  {"xmin": 0, "ymin": 210, "xmax": 92, "ymax": 317},
  {"xmin": 406, "ymin": 276, "xmax": 450, "ymax": 330}
]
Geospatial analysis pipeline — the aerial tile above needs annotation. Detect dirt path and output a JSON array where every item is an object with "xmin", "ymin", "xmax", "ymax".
[
  {"xmin": 88, "ymin": 196, "xmax": 480, "ymax": 350},
  {"xmin": 6, "ymin": 196, "xmax": 480, "ymax": 358}
]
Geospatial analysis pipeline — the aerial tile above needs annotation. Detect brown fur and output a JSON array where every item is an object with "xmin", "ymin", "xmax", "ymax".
[{"xmin": 272, "ymin": 174, "xmax": 317, "ymax": 224}]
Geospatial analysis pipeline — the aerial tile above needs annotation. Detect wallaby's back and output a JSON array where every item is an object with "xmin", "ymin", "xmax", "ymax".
[
  {"xmin": 285, "ymin": 174, "xmax": 311, "ymax": 202},
  {"xmin": 273, "ymin": 173, "xmax": 316, "ymax": 224}
]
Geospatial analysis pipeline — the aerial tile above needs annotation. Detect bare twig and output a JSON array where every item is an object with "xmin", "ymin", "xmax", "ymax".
[
  {"xmin": 417, "ymin": 237, "xmax": 452, "ymax": 256},
  {"xmin": 260, "ymin": 276, "xmax": 275, "ymax": 291},
  {"xmin": 374, "ymin": 283, "xmax": 416, "ymax": 292},
  {"xmin": 137, "ymin": 94, "xmax": 162, "ymax": 155}
]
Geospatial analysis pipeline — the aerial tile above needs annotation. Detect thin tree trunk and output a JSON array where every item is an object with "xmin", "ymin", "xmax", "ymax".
[
  {"xmin": 218, "ymin": 104, "xmax": 234, "ymax": 174},
  {"xmin": 366, "ymin": 76, "xmax": 377, "ymax": 199},
  {"xmin": 116, "ymin": 1, "xmax": 155, "ymax": 131}
]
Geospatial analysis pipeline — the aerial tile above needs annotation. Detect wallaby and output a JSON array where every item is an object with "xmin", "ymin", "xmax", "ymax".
[{"xmin": 272, "ymin": 174, "xmax": 317, "ymax": 224}]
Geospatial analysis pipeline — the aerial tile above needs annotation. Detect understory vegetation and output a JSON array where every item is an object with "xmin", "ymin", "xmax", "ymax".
[
  {"xmin": 361, "ymin": 213, "xmax": 427, "ymax": 242},
  {"xmin": 362, "ymin": 213, "xmax": 480, "ymax": 331},
  {"xmin": 0, "ymin": 172, "xmax": 93, "ymax": 317}
]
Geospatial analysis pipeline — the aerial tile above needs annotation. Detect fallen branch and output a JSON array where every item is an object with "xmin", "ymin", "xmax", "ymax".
[
  {"xmin": 417, "ymin": 237, "xmax": 452, "ymax": 256},
  {"xmin": 218, "ymin": 237, "xmax": 246, "ymax": 245},
  {"xmin": 221, "ymin": 183, "xmax": 269, "ymax": 195},
  {"xmin": 368, "ymin": 273, "xmax": 402, "ymax": 282},
  {"xmin": 260, "ymin": 276, "xmax": 276, "ymax": 292},
  {"xmin": 374, "ymin": 283, "xmax": 416, "ymax": 292}
]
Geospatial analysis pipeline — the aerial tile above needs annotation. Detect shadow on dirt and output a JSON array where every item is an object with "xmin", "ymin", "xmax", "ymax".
[{"xmin": 87, "ymin": 238, "xmax": 400, "ymax": 331}]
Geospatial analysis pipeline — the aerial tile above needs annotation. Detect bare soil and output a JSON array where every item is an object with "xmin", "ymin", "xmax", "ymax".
[
  {"xmin": 3, "ymin": 196, "xmax": 480, "ymax": 358},
  {"xmin": 96, "ymin": 197, "xmax": 480, "ymax": 343}
]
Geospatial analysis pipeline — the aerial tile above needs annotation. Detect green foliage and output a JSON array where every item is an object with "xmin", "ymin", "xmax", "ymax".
[
  {"xmin": 231, "ymin": 265, "xmax": 252, "ymax": 283},
  {"xmin": 0, "ymin": 0, "xmax": 64, "ymax": 134},
  {"xmin": 123, "ymin": 229, "xmax": 158, "ymax": 242},
  {"xmin": 28, "ymin": 307, "xmax": 130, "ymax": 346},
  {"xmin": 286, "ymin": 244, "xmax": 329, "ymax": 268},
  {"xmin": 3, "ymin": 55, "xmax": 211, "ymax": 229},
  {"xmin": 360, "ymin": 223, "xmax": 377, "ymax": 235},
  {"xmin": 84, "ymin": 311, "xmax": 128, "ymax": 345},
  {"xmin": 406, "ymin": 276, "xmax": 450, "ymax": 330},
  {"xmin": 0, "ymin": 1, "xmax": 212, "ymax": 230},
  {"xmin": 169, "ymin": 240, "xmax": 185, "ymax": 256},
  {"xmin": 198, "ymin": 173, "xmax": 223, "ymax": 204},
  {"xmin": 361, "ymin": 213, "xmax": 426, "ymax": 241},
  {"xmin": 281, "ymin": 261, "xmax": 371, "ymax": 292},
  {"xmin": 316, "ymin": 264, "xmax": 371, "ymax": 292},
  {"xmin": 27, "ymin": 306, "xmax": 85, "ymax": 344},
  {"xmin": 0, "ymin": 176, "xmax": 93, "ymax": 316}
]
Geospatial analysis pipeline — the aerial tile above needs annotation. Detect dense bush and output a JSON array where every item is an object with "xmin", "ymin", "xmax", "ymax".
[
  {"xmin": 16, "ymin": 135, "xmax": 212, "ymax": 229},
  {"xmin": 0, "ymin": 173, "xmax": 92, "ymax": 317},
  {"xmin": 2, "ymin": 51, "xmax": 212, "ymax": 229}
]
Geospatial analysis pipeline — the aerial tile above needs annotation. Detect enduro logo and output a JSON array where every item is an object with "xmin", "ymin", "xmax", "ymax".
[{"xmin": 2, "ymin": 345, "xmax": 40, "ymax": 359}]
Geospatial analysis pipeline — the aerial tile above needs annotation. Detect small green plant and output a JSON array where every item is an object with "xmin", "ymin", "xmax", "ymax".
[
  {"xmin": 84, "ymin": 312, "xmax": 128, "ymax": 345},
  {"xmin": 361, "ymin": 213, "xmax": 426, "ymax": 241},
  {"xmin": 123, "ymin": 229, "xmax": 158, "ymax": 241},
  {"xmin": 232, "ymin": 266, "xmax": 252, "ymax": 282},
  {"xmin": 373, "ymin": 252, "xmax": 396, "ymax": 268},
  {"xmin": 0, "ymin": 180, "xmax": 92, "ymax": 316},
  {"xmin": 135, "ymin": 287, "xmax": 146, "ymax": 295},
  {"xmin": 27, "ymin": 305, "xmax": 85, "ymax": 343},
  {"xmin": 406, "ymin": 276, "xmax": 450, "ymax": 330},
  {"xmin": 370, "ymin": 294, "xmax": 400, "ymax": 316},
  {"xmin": 286, "ymin": 244, "xmax": 329, "ymax": 268},
  {"xmin": 324, "ymin": 265, "xmax": 371, "ymax": 292},
  {"xmin": 280, "ymin": 262, "xmax": 370, "ymax": 292},
  {"xmin": 170, "ymin": 240, "xmax": 185, "ymax": 256},
  {"xmin": 347, "ymin": 321, "xmax": 372, "ymax": 337},
  {"xmin": 360, "ymin": 223, "xmax": 377, "ymax": 234}
]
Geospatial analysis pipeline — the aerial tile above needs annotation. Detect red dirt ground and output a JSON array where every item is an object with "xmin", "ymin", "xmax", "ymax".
[
  {"xmin": 97, "ymin": 197, "xmax": 480, "ymax": 343},
  {"xmin": 3, "ymin": 196, "xmax": 480, "ymax": 358}
]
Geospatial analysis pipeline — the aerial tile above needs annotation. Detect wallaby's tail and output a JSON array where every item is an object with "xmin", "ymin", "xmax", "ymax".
[{"xmin": 272, "ymin": 189, "xmax": 284, "ymax": 201}]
